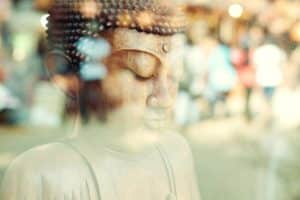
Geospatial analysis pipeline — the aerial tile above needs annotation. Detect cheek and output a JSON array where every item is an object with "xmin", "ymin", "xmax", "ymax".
[
  {"xmin": 170, "ymin": 83, "xmax": 178, "ymax": 98},
  {"xmin": 101, "ymin": 72, "xmax": 124, "ymax": 106},
  {"xmin": 168, "ymin": 74, "xmax": 179, "ymax": 95},
  {"xmin": 131, "ymin": 80, "xmax": 152, "ymax": 104},
  {"xmin": 102, "ymin": 70, "xmax": 151, "ymax": 106},
  {"xmin": 170, "ymin": 82, "xmax": 178, "ymax": 106}
]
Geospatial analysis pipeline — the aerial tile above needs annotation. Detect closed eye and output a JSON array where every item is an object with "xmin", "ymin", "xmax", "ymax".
[
  {"xmin": 108, "ymin": 50, "xmax": 161, "ymax": 80},
  {"xmin": 124, "ymin": 67, "xmax": 154, "ymax": 81},
  {"xmin": 126, "ymin": 51, "xmax": 159, "ymax": 77},
  {"xmin": 134, "ymin": 73, "xmax": 155, "ymax": 81}
]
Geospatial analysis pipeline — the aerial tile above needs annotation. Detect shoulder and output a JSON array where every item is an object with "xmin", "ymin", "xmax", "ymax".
[
  {"xmin": 160, "ymin": 132, "xmax": 194, "ymax": 160},
  {"xmin": 162, "ymin": 131, "xmax": 191, "ymax": 148},
  {"xmin": 1, "ymin": 142, "xmax": 98, "ymax": 200},
  {"xmin": 6, "ymin": 142, "xmax": 85, "ymax": 174},
  {"xmin": 159, "ymin": 132, "xmax": 200, "ymax": 195}
]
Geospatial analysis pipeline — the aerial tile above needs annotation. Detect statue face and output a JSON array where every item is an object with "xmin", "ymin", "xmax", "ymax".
[{"xmin": 101, "ymin": 28, "xmax": 182, "ymax": 128}]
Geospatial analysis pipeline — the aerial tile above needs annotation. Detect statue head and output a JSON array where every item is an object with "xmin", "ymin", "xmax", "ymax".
[{"xmin": 46, "ymin": 0, "xmax": 186, "ymax": 128}]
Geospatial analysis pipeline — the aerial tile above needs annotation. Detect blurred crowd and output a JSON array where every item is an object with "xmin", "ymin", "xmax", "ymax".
[
  {"xmin": 0, "ymin": 0, "xmax": 300, "ymax": 129},
  {"xmin": 176, "ymin": 1, "xmax": 300, "ymax": 129},
  {"xmin": 176, "ymin": 23, "xmax": 300, "ymax": 128}
]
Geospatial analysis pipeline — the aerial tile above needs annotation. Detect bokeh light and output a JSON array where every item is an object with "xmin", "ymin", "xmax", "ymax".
[
  {"xmin": 228, "ymin": 4, "xmax": 244, "ymax": 18},
  {"xmin": 77, "ymin": 37, "xmax": 111, "ymax": 60},
  {"xmin": 80, "ymin": 63, "xmax": 107, "ymax": 81},
  {"xmin": 40, "ymin": 14, "xmax": 49, "ymax": 30}
]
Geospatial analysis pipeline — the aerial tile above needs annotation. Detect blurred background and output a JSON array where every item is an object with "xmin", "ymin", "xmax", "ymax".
[{"xmin": 0, "ymin": 0, "xmax": 300, "ymax": 200}]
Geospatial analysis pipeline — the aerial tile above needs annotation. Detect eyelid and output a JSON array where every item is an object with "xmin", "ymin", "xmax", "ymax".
[
  {"xmin": 109, "ymin": 50, "xmax": 164, "ymax": 79},
  {"xmin": 128, "ymin": 51, "xmax": 160, "ymax": 77},
  {"xmin": 111, "ymin": 49, "xmax": 163, "ymax": 66},
  {"xmin": 125, "ymin": 66, "xmax": 154, "ymax": 81},
  {"xmin": 135, "ymin": 73, "xmax": 154, "ymax": 81}
]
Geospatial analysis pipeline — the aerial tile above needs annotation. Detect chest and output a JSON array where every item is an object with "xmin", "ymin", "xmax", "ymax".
[{"xmin": 92, "ymin": 151, "xmax": 192, "ymax": 200}]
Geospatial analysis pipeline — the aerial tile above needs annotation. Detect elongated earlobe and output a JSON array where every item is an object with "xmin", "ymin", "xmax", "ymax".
[
  {"xmin": 44, "ymin": 50, "xmax": 72, "ymax": 77},
  {"xmin": 44, "ymin": 50, "xmax": 79, "ymax": 99}
]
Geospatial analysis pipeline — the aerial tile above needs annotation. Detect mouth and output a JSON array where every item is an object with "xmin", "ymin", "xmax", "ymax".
[{"xmin": 144, "ymin": 108, "xmax": 171, "ymax": 123}]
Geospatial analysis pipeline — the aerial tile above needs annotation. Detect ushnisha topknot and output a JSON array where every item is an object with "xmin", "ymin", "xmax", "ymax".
[{"xmin": 46, "ymin": 0, "xmax": 186, "ymax": 73}]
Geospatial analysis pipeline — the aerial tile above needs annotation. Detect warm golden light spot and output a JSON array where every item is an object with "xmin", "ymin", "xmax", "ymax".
[
  {"xmin": 290, "ymin": 22, "xmax": 300, "ymax": 42},
  {"xmin": 117, "ymin": 13, "xmax": 132, "ymax": 27},
  {"xmin": 136, "ymin": 11, "xmax": 154, "ymax": 28},
  {"xmin": 79, "ymin": 1, "xmax": 101, "ymax": 19}
]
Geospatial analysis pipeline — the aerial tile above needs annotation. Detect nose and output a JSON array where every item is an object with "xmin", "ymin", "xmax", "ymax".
[{"xmin": 147, "ymin": 70, "xmax": 173, "ymax": 109}]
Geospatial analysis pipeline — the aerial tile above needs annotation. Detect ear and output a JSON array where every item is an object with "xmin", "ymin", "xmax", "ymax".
[
  {"xmin": 44, "ymin": 50, "xmax": 71, "ymax": 78},
  {"xmin": 44, "ymin": 50, "xmax": 79, "ymax": 99}
]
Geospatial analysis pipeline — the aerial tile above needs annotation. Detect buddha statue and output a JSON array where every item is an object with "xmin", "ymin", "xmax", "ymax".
[{"xmin": 0, "ymin": 0, "xmax": 200, "ymax": 200}]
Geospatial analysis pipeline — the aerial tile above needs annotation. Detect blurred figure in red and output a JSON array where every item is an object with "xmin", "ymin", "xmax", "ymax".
[{"xmin": 231, "ymin": 45, "xmax": 256, "ymax": 121}]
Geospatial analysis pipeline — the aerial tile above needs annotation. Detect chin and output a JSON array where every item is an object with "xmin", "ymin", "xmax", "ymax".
[{"xmin": 143, "ymin": 112, "xmax": 171, "ymax": 130}]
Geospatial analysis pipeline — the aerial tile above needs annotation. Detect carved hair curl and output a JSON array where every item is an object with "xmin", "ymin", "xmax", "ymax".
[{"xmin": 46, "ymin": 0, "xmax": 186, "ymax": 73}]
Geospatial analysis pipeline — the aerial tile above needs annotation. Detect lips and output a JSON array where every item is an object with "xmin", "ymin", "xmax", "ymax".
[{"xmin": 145, "ymin": 108, "xmax": 170, "ymax": 121}]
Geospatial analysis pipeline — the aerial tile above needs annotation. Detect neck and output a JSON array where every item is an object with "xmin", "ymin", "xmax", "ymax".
[
  {"xmin": 80, "ymin": 122, "xmax": 163, "ymax": 154},
  {"xmin": 106, "ymin": 105, "xmax": 144, "ymax": 129}
]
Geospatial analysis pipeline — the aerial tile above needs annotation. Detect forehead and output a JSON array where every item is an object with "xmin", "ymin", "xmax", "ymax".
[{"xmin": 110, "ymin": 28, "xmax": 175, "ymax": 61}]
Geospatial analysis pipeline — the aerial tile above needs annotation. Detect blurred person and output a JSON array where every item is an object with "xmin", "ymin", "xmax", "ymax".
[
  {"xmin": 272, "ymin": 46, "xmax": 300, "ymax": 128},
  {"xmin": 205, "ymin": 38, "xmax": 237, "ymax": 118},
  {"xmin": 0, "ymin": 22, "xmax": 13, "ymax": 56},
  {"xmin": 28, "ymin": 34, "xmax": 69, "ymax": 127},
  {"xmin": 0, "ymin": 1, "xmax": 201, "ymax": 200},
  {"xmin": 252, "ymin": 36, "xmax": 287, "ymax": 124},
  {"xmin": 231, "ymin": 45, "xmax": 256, "ymax": 121},
  {"xmin": 0, "ymin": 67, "xmax": 20, "ymax": 124},
  {"xmin": 175, "ymin": 26, "xmax": 208, "ymax": 126},
  {"xmin": 185, "ymin": 21, "xmax": 209, "ymax": 99},
  {"xmin": 248, "ymin": 25, "xmax": 265, "ymax": 49},
  {"xmin": 285, "ymin": 46, "xmax": 300, "ymax": 89}
]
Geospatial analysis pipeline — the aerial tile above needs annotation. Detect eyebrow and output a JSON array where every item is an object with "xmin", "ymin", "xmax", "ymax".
[
  {"xmin": 110, "ymin": 49, "xmax": 163, "ymax": 69},
  {"xmin": 112, "ymin": 29, "xmax": 172, "ymax": 62}
]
